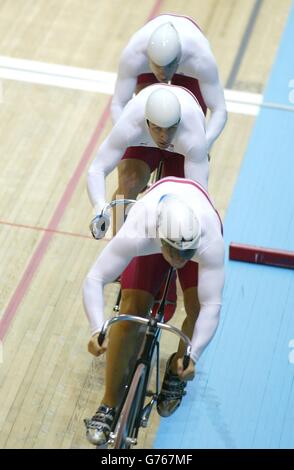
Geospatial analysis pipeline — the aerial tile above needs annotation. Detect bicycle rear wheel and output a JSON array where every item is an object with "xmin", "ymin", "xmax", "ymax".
[{"xmin": 113, "ymin": 362, "xmax": 148, "ymax": 449}]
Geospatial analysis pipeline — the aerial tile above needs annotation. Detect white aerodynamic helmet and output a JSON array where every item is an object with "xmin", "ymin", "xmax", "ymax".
[
  {"xmin": 145, "ymin": 88, "xmax": 181, "ymax": 128},
  {"xmin": 157, "ymin": 194, "xmax": 201, "ymax": 251},
  {"xmin": 147, "ymin": 22, "xmax": 181, "ymax": 66}
]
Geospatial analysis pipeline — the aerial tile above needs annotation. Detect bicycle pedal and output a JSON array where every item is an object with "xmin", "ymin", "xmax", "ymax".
[
  {"xmin": 141, "ymin": 415, "xmax": 149, "ymax": 428},
  {"xmin": 125, "ymin": 437, "xmax": 137, "ymax": 446},
  {"xmin": 107, "ymin": 433, "xmax": 116, "ymax": 446}
]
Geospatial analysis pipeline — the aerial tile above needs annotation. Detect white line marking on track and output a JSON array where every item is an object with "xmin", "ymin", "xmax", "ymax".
[{"xmin": 1, "ymin": 56, "xmax": 293, "ymax": 116}]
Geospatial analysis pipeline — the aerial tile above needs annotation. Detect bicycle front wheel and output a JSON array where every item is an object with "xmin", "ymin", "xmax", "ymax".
[{"xmin": 113, "ymin": 362, "xmax": 147, "ymax": 449}]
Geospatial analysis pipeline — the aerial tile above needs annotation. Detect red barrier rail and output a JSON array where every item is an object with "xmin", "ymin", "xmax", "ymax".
[{"xmin": 229, "ymin": 243, "xmax": 294, "ymax": 269}]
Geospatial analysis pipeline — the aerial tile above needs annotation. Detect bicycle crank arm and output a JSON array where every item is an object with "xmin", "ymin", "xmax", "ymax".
[
  {"xmin": 141, "ymin": 396, "xmax": 156, "ymax": 428},
  {"xmin": 125, "ymin": 437, "xmax": 137, "ymax": 446},
  {"xmin": 107, "ymin": 432, "xmax": 138, "ymax": 446},
  {"xmin": 109, "ymin": 433, "xmax": 137, "ymax": 447}
]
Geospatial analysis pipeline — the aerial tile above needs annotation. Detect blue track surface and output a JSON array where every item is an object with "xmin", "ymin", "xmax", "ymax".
[{"xmin": 154, "ymin": 3, "xmax": 294, "ymax": 449}]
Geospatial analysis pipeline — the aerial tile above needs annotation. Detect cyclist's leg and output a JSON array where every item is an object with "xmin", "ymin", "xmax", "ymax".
[
  {"xmin": 102, "ymin": 288, "xmax": 153, "ymax": 407},
  {"xmin": 169, "ymin": 261, "xmax": 200, "ymax": 373},
  {"xmin": 111, "ymin": 147, "xmax": 160, "ymax": 234},
  {"xmin": 169, "ymin": 287, "xmax": 200, "ymax": 372}
]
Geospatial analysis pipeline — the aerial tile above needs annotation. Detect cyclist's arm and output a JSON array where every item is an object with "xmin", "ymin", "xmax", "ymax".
[
  {"xmin": 190, "ymin": 239, "xmax": 225, "ymax": 363},
  {"xmin": 197, "ymin": 57, "xmax": 227, "ymax": 151},
  {"xmin": 83, "ymin": 234, "xmax": 136, "ymax": 335},
  {"xmin": 83, "ymin": 214, "xmax": 156, "ymax": 335},
  {"xmin": 111, "ymin": 49, "xmax": 138, "ymax": 124},
  {"xmin": 183, "ymin": 137, "xmax": 209, "ymax": 190},
  {"xmin": 87, "ymin": 122, "xmax": 128, "ymax": 212}
]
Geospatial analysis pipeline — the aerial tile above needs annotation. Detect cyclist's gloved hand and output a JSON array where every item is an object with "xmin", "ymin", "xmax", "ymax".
[
  {"xmin": 176, "ymin": 357, "xmax": 195, "ymax": 381},
  {"xmin": 88, "ymin": 332, "xmax": 108, "ymax": 357},
  {"xmin": 90, "ymin": 212, "xmax": 110, "ymax": 239}
]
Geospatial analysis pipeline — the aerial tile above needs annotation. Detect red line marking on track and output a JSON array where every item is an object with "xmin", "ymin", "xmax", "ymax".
[
  {"xmin": 0, "ymin": 220, "xmax": 92, "ymax": 240},
  {"xmin": 146, "ymin": 0, "xmax": 163, "ymax": 21}
]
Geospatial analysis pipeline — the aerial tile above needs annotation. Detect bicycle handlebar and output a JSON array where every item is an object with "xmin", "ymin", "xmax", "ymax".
[
  {"xmin": 101, "ymin": 199, "xmax": 137, "ymax": 217},
  {"xmin": 98, "ymin": 314, "xmax": 192, "ymax": 369}
]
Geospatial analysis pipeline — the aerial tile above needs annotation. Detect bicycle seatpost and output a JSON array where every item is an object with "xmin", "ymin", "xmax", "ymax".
[
  {"xmin": 155, "ymin": 159, "xmax": 164, "ymax": 182},
  {"xmin": 156, "ymin": 267, "xmax": 174, "ymax": 321}
]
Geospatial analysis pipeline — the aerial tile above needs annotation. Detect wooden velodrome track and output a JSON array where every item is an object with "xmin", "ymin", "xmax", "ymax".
[{"xmin": 0, "ymin": 0, "xmax": 292, "ymax": 449}]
